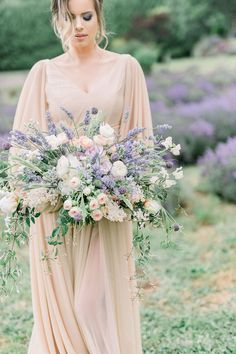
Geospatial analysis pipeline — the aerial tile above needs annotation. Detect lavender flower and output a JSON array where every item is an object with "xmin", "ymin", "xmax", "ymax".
[
  {"xmin": 189, "ymin": 120, "xmax": 215, "ymax": 137},
  {"xmin": 127, "ymin": 127, "xmax": 145, "ymax": 139},
  {"xmin": 101, "ymin": 175, "xmax": 115, "ymax": 189},
  {"xmin": 60, "ymin": 107, "xmax": 74, "ymax": 120},
  {"xmin": 60, "ymin": 123, "xmax": 74, "ymax": 140},
  {"xmin": 10, "ymin": 130, "xmax": 30, "ymax": 148},
  {"xmin": 118, "ymin": 186, "xmax": 127, "ymax": 194},
  {"xmin": 29, "ymin": 135, "xmax": 43, "ymax": 146},
  {"xmin": 35, "ymin": 131, "xmax": 51, "ymax": 149},
  {"xmin": 74, "ymin": 214, "xmax": 83, "ymax": 222},
  {"xmin": 45, "ymin": 111, "xmax": 57, "ymax": 136},
  {"xmin": 0, "ymin": 134, "xmax": 11, "ymax": 150},
  {"xmin": 167, "ymin": 83, "xmax": 188, "ymax": 103},
  {"xmin": 84, "ymin": 110, "xmax": 91, "ymax": 125},
  {"xmin": 24, "ymin": 169, "xmax": 42, "ymax": 183},
  {"xmin": 91, "ymin": 107, "xmax": 98, "ymax": 115}
]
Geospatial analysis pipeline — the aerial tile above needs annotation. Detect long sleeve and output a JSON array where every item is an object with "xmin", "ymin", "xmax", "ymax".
[
  {"xmin": 9, "ymin": 59, "xmax": 48, "ymax": 168},
  {"xmin": 119, "ymin": 54, "xmax": 154, "ymax": 140}
]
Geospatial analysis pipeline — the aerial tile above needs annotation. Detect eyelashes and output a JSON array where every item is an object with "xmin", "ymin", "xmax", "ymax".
[
  {"xmin": 70, "ymin": 14, "xmax": 93, "ymax": 22},
  {"xmin": 83, "ymin": 14, "xmax": 93, "ymax": 21}
]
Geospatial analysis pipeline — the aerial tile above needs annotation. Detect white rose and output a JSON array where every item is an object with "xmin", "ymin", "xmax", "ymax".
[
  {"xmin": 58, "ymin": 182, "xmax": 72, "ymax": 196},
  {"xmin": 67, "ymin": 154, "xmax": 81, "ymax": 169},
  {"xmin": 171, "ymin": 144, "xmax": 181, "ymax": 156},
  {"xmin": 99, "ymin": 123, "xmax": 115, "ymax": 138},
  {"xmin": 161, "ymin": 136, "xmax": 173, "ymax": 149},
  {"xmin": 69, "ymin": 177, "xmax": 81, "ymax": 189},
  {"xmin": 111, "ymin": 161, "xmax": 128, "ymax": 178},
  {"xmin": 63, "ymin": 199, "xmax": 73, "ymax": 210},
  {"xmin": 56, "ymin": 155, "xmax": 70, "ymax": 179},
  {"xmin": 0, "ymin": 193, "xmax": 18, "ymax": 215},
  {"xmin": 164, "ymin": 179, "xmax": 177, "ymax": 188},
  {"xmin": 45, "ymin": 135, "xmax": 59, "ymax": 150},
  {"xmin": 83, "ymin": 187, "xmax": 92, "ymax": 196},
  {"xmin": 57, "ymin": 132, "xmax": 69, "ymax": 146},
  {"xmin": 93, "ymin": 134, "xmax": 114, "ymax": 146},
  {"xmin": 144, "ymin": 200, "xmax": 162, "ymax": 214},
  {"xmin": 173, "ymin": 167, "xmax": 184, "ymax": 180}
]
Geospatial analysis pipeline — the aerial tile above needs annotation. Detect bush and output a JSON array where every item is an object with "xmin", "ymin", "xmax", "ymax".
[
  {"xmin": 198, "ymin": 137, "xmax": 236, "ymax": 203},
  {"xmin": 0, "ymin": 0, "xmax": 62, "ymax": 70},
  {"xmin": 110, "ymin": 38, "xmax": 159, "ymax": 73},
  {"xmin": 193, "ymin": 35, "xmax": 236, "ymax": 57}
]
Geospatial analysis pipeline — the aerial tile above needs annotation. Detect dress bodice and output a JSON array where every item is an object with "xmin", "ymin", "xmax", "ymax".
[
  {"xmin": 11, "ymin": 52, "xmax": 153, "ymax": 145},
  {"xmin": 45, "ymin": 54, "xmax": 129, "ymax": 131}
]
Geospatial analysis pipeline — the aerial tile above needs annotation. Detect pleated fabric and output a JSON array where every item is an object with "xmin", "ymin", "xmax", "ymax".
[{"xmin": 9, "ymin": 52, "xmax": 153, "ymax": 354}]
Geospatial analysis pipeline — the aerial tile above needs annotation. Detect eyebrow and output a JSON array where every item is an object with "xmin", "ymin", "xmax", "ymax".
[{"xmin": 70, "ymin": 11, "xmax": 93, "ymax": 15}]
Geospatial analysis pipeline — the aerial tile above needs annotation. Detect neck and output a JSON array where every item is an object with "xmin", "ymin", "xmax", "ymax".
[{"xmin": 67, "ymin": 43, "xmax": 103, "ymax": 63}]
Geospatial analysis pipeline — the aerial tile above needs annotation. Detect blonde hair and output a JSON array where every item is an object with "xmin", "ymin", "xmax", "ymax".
[{"xmin": 50, "ymin": 0, "xmax": 109, "ymax": 51}]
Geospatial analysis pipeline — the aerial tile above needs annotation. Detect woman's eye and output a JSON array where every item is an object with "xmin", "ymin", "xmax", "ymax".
[{"xmin": 83, "ymin": 14, "xmax": 92, "ymax": 21}]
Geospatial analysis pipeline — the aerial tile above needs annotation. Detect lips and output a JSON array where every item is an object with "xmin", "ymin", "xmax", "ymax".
[{"xmin": 75, "ymin": 34, "xmax": 88, "ymax": 38}]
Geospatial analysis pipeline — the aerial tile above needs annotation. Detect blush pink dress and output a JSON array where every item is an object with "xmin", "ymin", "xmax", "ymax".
[{"xmin": 10, "ymin": 53, "xmax": 153, "ymax": 354}]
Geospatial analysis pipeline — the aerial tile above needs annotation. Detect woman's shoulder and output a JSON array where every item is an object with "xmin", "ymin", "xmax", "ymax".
[{"xmin": 28, "ymin": 58, "xmax": 49, "ymax": 73}]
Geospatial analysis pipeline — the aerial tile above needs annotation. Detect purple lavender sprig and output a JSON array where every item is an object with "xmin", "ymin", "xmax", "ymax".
[
  {"xmin": 60, "ymin": 106, "xmax": 79, "ymax": 138},
  {"xmin": 127, "ymin": 127, "xmax": 146, "ymax": 139},
  {"xmin": 84, "ymin": 110, "xmax": 91, "ymax": 125},
  {"xmin": 60, "ymin": 123, "xmax": 74, "ymax": 140},
  {"xmin": 60, "ymin": 106, "xmax": 74, "ymax": 120},
  {"xmin": 10, "ymin": 130, "xmax": 31, "ymax": 149},
  {"xmin": 45, "ymin": 111, "xmax": 57, "ymax": 136}
]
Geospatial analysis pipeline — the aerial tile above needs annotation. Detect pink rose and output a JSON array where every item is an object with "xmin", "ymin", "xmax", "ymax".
[
  {"xmin": 89, "ymin": 198, "xmax": 99, "ymax": 210},
  {"xmin": 91, "ymin": 209, "xmax": 103, "ymax": 221},
  {"xmin": 78, "ymin": 135, "xmax": 94, "ymax": 149},
  {"xmin": 68, "ymin": 207, "xmax": 82, "ymax": 218},
  {"xmin": 97, "ymin": 193, "xmax": 108, "ymax": 205}
]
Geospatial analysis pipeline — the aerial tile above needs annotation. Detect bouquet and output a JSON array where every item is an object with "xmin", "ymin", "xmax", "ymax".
[{"xmin": 0, "ymin": 107, "xmax": 183, "ymax": 296}]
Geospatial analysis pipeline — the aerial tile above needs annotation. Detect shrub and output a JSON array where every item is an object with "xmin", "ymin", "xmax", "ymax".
[
  {"xmin": 110, "ymin": 38, "xmax": 159, "ymax": 73},
  {"xmin": 193, "ymin": 35, "xmax": 236, "ymax": 57},
  {"xmin": 198, "ymin": 137, "xmax": 236, "ymax": 203},
  {"xmin": 0, "ymin": 0, "xmax": 61, "ymax": 70}
]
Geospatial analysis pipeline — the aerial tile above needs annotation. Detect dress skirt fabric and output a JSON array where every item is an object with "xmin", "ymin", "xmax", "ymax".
[{"xmin": 9, "ymin": 53, "xmax": 153, "ymax": 354}]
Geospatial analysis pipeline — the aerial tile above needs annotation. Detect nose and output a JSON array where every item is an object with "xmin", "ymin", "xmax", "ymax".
[{"xmin": 74, "ymin": 17, "xmax": 84, "ymax": 31}]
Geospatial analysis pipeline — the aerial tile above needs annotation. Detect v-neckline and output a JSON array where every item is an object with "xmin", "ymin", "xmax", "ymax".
[{"xmin": 47, "ymin": 55, "xmax": 125, "ymax": 95}]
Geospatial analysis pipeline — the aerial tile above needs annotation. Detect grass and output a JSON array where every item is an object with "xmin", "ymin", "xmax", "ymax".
[
  {"xmin": 141, "ymin": 167, "xmax": 236, "ymax": 353},
  {"xmin": 153, "ymin": 55, "xmax": 236, "ymax": 75},
  {"xmin": 0, "ymin": 167, "xmax": 236, "ymax": 353}
]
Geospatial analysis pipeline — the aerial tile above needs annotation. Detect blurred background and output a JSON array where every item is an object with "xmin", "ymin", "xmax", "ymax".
[{"xmin": 0, "ymin": 0, "xmax": 236, "ymax": 353}]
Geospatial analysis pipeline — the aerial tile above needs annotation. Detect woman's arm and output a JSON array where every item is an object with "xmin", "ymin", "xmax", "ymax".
[{"xmin": 119, "ymin": 55, "xmax": 154, "ymax": 141}]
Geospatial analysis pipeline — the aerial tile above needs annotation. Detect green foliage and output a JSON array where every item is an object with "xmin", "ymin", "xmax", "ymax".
[
  {"xmin": 104, "ymin": 0, "xmax": 158, "ymax": 37},
  {"xmin": 110, "ymin": 38, "xmax": 159, "ymax": 73},
  {"xmin": 0, "ymin": 0, "xmax": 61, "ymax": 70},
  {"xmin": 1, "ymin": 0, "xmax": 236, "ymax": 70},
  {"xmin": 158, "ymin": 0, "xmax": 229, "ymax": 59}
]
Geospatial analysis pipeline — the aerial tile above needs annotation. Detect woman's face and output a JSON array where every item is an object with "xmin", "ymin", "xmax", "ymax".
[{"xmin": 68, "ymin": 0, "xmax": 99, "ymax": 49}]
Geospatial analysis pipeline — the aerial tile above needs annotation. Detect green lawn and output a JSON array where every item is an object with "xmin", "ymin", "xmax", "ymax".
[
  {"xmin": 141, "ymin": 167, "xmax": 236, "ymax": 353},
  {"xmin": 0, "ymin": 167, "xmax": 236, "ymax": 353}
]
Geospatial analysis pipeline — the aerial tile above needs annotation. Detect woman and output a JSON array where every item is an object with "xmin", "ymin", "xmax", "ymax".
[{"xmin": 11, "ymin": 0, "xmax": 153, "ymax": 353}]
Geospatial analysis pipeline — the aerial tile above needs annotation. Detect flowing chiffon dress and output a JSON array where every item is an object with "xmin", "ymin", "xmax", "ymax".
[{"xmin": 10, "ymin": 53, "xmax": 153, "ymax": 354}]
